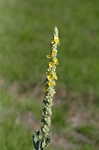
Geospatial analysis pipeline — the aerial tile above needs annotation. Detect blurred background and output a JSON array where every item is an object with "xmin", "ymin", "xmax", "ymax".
[{"xmin": 0, "ymin": 0, "xmax": 99, "ymax": 150}]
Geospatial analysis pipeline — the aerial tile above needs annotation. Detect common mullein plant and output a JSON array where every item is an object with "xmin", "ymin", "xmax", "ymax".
[{"xmin": 33, "ymin": 27, "xmax": 60, "ymax": 150}]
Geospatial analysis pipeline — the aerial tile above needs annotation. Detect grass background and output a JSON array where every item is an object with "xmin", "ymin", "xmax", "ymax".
[{"xmin": 0, "ymin": 0, "xmax": 99, "ymax": 150}]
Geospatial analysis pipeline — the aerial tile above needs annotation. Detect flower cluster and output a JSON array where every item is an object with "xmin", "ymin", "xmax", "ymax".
[
  {"xmin": 46, "ymin": 28, "xmax": 59, "ymax": 89},
  {"xmin": 33, "ymin": 27, "xmax": 59, "ymax": 150}
]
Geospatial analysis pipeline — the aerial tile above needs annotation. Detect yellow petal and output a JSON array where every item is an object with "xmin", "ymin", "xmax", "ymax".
[
  {"xmin": 51, "ymin": 49, "xmax": 57, "ymax": 57},
  {"xmin": 48, "ymin": 81, "xmax": 56, "ymax": 86},
  {"xmin": 48, "ymin": 62, "xmax": 54, "ymax": 68},
  {"xmin": 53, "ymin": 58, "xmax": 59, "ymax": 65},
  {"xmin": 54, "ymin": 37, "xmax": 59, "ymax": 44}
]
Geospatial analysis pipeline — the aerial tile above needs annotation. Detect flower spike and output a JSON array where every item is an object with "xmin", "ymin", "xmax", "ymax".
[{"xmin": 33, "ymin": 27, "xmax": 60, "ymax": 150}]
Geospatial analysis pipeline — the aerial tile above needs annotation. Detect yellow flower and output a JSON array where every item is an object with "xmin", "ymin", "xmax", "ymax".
[
  {"xmin": 54, "ymin": 37, "xmax": 59, "ymax": 44},
  {"xmin": 53, "ymin": 73, "xmax": 58, "ymax": 80},
  {"xmin": 51, "ymin": 49, "xmax": 57, "ymax": 57},
  {"xmin": 48, "ymin": 81, "xmax": 56, "ymax": 86},
  {"xmin": 47, "ymin": 49, "xmax": 57, "ymax": 59},
  {"xmin": 48, "ymin": 62, "xmax": 55, "ymax": 68},
  {"xmin": 47, "ymin": 73, "xmax": 58, "ymax": 81},
  {"xmin": 47, "ymin": 74, "xmax": 52, "ymax": 81},
  {"xmin": 53, "ymin": 58, "xmax": 59, "ymax": 65}
]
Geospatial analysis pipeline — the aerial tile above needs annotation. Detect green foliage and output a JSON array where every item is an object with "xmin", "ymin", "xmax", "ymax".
[
  {"xmin": 0, "ymin": 119, "xmax": 32, "ymax": 150},
  {"xmin": 77, "ymin": 125, "xmax": 99, "ymax": 142},
  {"xmin": 52, "ymin": 104, "xmax": 68, "ymax": 129},
  {"xmin": 0, "ymin": 0, "xmax": 99, "ymax": 93},
  {"xmin": 79, "ymin": 144, "xmax": 96, "ymax": 150},
  {"xmin": 0, "ymin": 89, "xmax": 39, "ymax": 150}
]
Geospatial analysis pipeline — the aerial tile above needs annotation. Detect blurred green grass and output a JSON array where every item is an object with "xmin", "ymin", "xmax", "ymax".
[
  {"xmin": 0, "ymin": 88, "xmax": 99, "ymax": 150},
  {"xmin": 0, "ymin": 88, "xmax": 67, "ymax": 150},
  {"xmin": 0, "ymin": 0, "xmax": 99, "ymax": 150},
  {"xmin": 0, "ymin": 0, "xmax": 99, "ymax": 92}
]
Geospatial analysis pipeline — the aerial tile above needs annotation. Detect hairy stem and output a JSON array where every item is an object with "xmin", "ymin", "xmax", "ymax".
[{"xmin": 33, "ymin": 27, "xmax": 59, "ymax": 150}]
